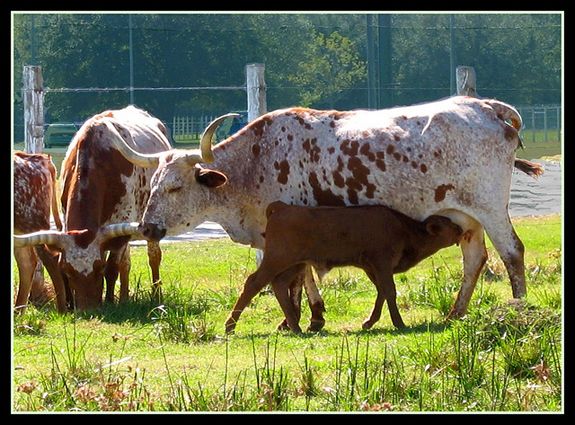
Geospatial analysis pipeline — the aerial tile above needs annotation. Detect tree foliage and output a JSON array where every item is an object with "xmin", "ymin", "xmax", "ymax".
[{"xmin": 12, "ymin": 12, "xmax": 561, "ymax": 139}]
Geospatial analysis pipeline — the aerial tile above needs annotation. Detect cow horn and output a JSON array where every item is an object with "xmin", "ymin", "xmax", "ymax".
[
  {"xmin": 101, "ymin": 118, "xmax": 161, "ymax": 168},
  {"xmin": 13, "ymin": 230, "xmax": 67, "ymax": 250},
  {"xmin": 98, "ymin": 222, "xmax": 143, "ymax": 242},
  {"xmin": 198, "ymin": 113, "xmax": 241, "ymax": 163}
]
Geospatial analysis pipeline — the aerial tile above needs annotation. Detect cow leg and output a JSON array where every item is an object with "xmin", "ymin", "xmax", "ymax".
[
  {"xmin": 104, "ymin": 247, "xmax": 125, "ymax": 304},
  {"xmin": 271, "ymin": 267, "xmax": 303, "ymax": 334},
  {"xmin": 35, "ymin": 246, "xmax": 67, "ymax": 313},
  {"xmin": 14, "ymin": 247, "xmax": 37, "ymax": 313},
  {"xmin": 29, "ymin": 259, "xmax": 49, "ymax": 306},
  {"xmin": 302, "ymin": 265, "xmax": 326, "ymax": 332},
  {"xmin": 448, "ymin": 220, "xmax": 488, "ymax": 319},
  {"xmin": 363, "ymin": 265, "xmax": 405, "ymax": 330},
  {"xmin": 271, "ymin": 264, "xmax": 306, "ymax": 331},
  {"xmin": 147, "ymin": 241, "xmax": 162, "ymax": 304},
  {"xmin": 118, "ymin": 244, "xmax": 131, "ymax": 303},
  {"xmin": 225, "ymin": 267, "xmax": 277, "ymax": 334},
  {"xmin": 482, "ymin": 213, "xmax": 526, "ymax": 299}
]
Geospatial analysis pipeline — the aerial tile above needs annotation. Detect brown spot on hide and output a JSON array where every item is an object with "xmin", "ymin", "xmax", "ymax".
[
  {"xmin": 376, "ymin": 159, "xmax": 386, "ymax": 172},
  {"xmin": 333, "ymin": 170, "xmax": 345, "ymax": 188},
  {"xmin": 252, "ymin": 144, "xmax": 260, "ymax": 157},
  {"xmin": 281, "ymin": 126, "xmax": 286, "ymax": 132},
  {"xmin": 259, "ymin": 175, "xmax": 264, "ymax": 183},
  {"xmin": 287, "ymin": 134, "xmax": 293, "ymax": 141},
  {"xmin": 394, "ymin": 134, "xmax": 400, "ymax": 141},
  {"xmin": 434, "ymin": 184, "xmax": 455, "ymax": 202},
  {"xmin": 274, "ymin": 160, "xmax": 290, "ymax": 184},
  {"xmin": 393, "ymin": 152, "xmax": 401, "ymax": 161},
  {"xmin": 251, "ymin": 115, "xmax": 273, "ymax": 138},
  {"xmin": 376, "ymin": 151, "xmax": 385, "ymax": 159},
  {"xmin": 359, "ymin": 143, "xmax": 376, "ymax": 161},
  {"xmin": 420, "ymin": 164, "xmax": 428, "ymax": 173},
  {"xmin": 329, "ymin": 121, "xmax": 336, "ymax": 128},
  {"xmin": 308, "ymin": 172, "xmax": 345, "ymax": 206},
  {"xmin": 340, "ymin": 140, "xmax": 359, "ymax": 156},
  {"xmin": 303, "ymin": 138, "xmax": 321, "ymax": 162},
  {"xmin": 433, "ymin": 149, "xmax": 442, "ymax": 158},
  {"xmin": 347, "ymin": 188, "xmax": 358, "ymax": 204},
  {"xmin": 328, "ymin": 147, "xmax": 335, "ymax": 154},
  {"xmin": 336, "ymin": 156, "xmax": 344, "ymax": 172},
  {"xmin": 402, "ymin": 155, "xmax": 409, "ymax": 162},
  {"xmin": 386, "ymin": 145, "xmax": 395, "ymax": 155},
  {"xmin": 411, "ymin": 161, "xmax": 418, "ymax": 169},
  {"xmin": 346, "ymin": 157, "xmax": 376, "ymax": 199}
]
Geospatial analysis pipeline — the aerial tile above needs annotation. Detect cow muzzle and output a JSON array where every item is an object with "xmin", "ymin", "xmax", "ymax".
[{"xmin": 139, "ymin": 222, "xmax": 167, "ymax": 241}]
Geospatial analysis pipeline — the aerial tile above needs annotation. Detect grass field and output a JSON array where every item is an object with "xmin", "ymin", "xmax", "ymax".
[{"xmin": 12, "ymin": 215, "xmax": 562, "ymax": 412}]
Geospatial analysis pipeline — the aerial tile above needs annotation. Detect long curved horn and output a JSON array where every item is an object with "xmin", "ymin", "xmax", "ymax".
[
  {"xmin": 98, "ymin": 222, "xmax": 143, "ymax": 243},
  {"xmin": 198, "ymin": 113, "xmax": 240, "ymax": 163},
  {"xmin": 14, "ymin": 230, "xmax": 67, "ymax": 250},
  {"xmin": 101, "ymin": 118, "xmax": 161, "ymax": 168}
]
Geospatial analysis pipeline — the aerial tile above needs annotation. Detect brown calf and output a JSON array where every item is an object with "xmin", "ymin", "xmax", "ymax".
[
  {"xmin": 13, "ymin": 151, "xmax": 67, "ymax": 312},
  {"xmin": 225, "ymin": 201, "xmax": 463, "ymax": 333}
]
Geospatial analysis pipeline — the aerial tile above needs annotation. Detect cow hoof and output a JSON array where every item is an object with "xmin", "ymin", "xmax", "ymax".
[
  {"xmin": 306, "ymin": 319, "xmax": 325, "ymax": 333},
  {"xmin": 361, "ymin": 320, "xmax": 374, "ymax": 330},
  {"xmin": 224, "ymin": 320, "xmax": 237, "ymax": 334},
  {"xmin": 276, "ymin": 319, "xmax": 290, "ymax": 331}
]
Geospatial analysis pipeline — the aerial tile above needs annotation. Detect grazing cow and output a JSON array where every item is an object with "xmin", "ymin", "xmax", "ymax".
[
  {"xmin": 13, "ymin": 106, "xmax": 171, "ymax": 310},
  {"xmin": 13, "ymin": 151, "xmax": 67, "ymax": 312},
  {"xmin": 107, "ymin": 96, "xmax": 544, "ymax": 329},
  {"xmin": 225, "ymin": 201, "xmax": 464, "ymax": 333}
]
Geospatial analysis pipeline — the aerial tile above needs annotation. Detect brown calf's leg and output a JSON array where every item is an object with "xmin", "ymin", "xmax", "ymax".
[
  {"xmin": 225, "ymin": 267, "xmax": 277, "ymax": 334},
  {"xmin": 362, "ymin": 266, "xmax": 405, "ymax": 330},
  {"xmin": 273, "ymin": 264, "xmax": 306, "ymax": 331}
]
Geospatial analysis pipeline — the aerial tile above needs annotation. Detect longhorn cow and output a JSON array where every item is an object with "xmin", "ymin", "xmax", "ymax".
[
  {"xmin": 14, "ymin": 106, "xmax": 173, "ymax": 310},
  {"xmin": 99, "ymin": 96, "xmax": 544, "ymax": 329}
]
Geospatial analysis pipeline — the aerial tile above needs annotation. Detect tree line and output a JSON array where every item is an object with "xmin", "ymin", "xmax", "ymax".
[{"xmin": 12, "ymin": 13, "xmax": 561, "ymax": 136}]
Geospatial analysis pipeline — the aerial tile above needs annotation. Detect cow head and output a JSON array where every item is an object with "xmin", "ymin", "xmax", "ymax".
[
  {"xmin": 105, "ymin": 114, "xmax": 237, "ymax": 241},
  {"xmin": 13, "ymin": 223, "xmax": 142, "ymax": 310}
]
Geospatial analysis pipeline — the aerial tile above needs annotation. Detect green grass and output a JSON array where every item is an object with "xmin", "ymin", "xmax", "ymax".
[{"xmin": 12, "ymin": 215, "xmax": 562, "ymax": 412}]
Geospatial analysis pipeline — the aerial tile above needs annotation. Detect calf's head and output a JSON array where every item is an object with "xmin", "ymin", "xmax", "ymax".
[{"xmin": 423, "ymin": 215, "xmax": 464, "ymax": 248}]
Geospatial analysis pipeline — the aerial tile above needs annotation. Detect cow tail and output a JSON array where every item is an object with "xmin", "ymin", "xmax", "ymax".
[{"xmin": 514, "ymin": 158, "xmax": 545, "ymax": 179}]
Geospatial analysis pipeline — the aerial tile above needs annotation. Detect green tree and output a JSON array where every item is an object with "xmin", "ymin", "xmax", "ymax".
[{"xmin": 288, "ymin": 30, "xmax": 366, "ymax": 108}]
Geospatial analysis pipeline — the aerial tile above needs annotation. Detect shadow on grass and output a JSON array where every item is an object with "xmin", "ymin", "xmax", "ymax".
[{"xmin": 227, "ymin": 319, "xmax": 452, "ymax": 340}]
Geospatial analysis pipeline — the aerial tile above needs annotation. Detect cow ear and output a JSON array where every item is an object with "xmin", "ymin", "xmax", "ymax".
[
  {"xmin": 424, "ymin": 216, "xmax": 443, "ymax": 236},
  {"xmin": 195, "ymin": 167, "xmax": 228, "ymax": 188}
]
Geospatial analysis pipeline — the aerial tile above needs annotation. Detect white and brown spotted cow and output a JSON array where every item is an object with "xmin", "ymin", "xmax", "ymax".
[
  {"xmin": 13, "ymin": 151, "xmax": 67, "ymax": 312},
  {"xmin": 106, "ymin": 96, "xmax": 544, "ymax": 330},
  {"xmin": 14, "ymin": 106, "xmax": 172, "ymax": 310}
]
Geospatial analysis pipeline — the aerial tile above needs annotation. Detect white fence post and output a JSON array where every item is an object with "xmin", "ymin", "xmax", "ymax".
[{"xmin": 23, "ymin": 65, "xmax": 45, "ymax": 153}]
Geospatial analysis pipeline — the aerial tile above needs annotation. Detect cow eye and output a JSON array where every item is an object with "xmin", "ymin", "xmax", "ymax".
[{"xmin": 167, "ymin": 186, "xmax": 182, "ymax": 193}]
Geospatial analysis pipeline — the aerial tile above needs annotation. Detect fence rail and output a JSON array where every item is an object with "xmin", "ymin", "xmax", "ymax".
[
  {"xmin": 516, "ymin": 105, "xmax": 561, "ymax": 143},
  {"xmin": 171, "ymin": 115, "xmax": 216, "ymax": 142}
]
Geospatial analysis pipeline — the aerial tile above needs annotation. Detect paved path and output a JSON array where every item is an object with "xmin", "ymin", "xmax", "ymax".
[{"xmin": 133, "ymin": 159, "xmax": 560, "ymax": 245}]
